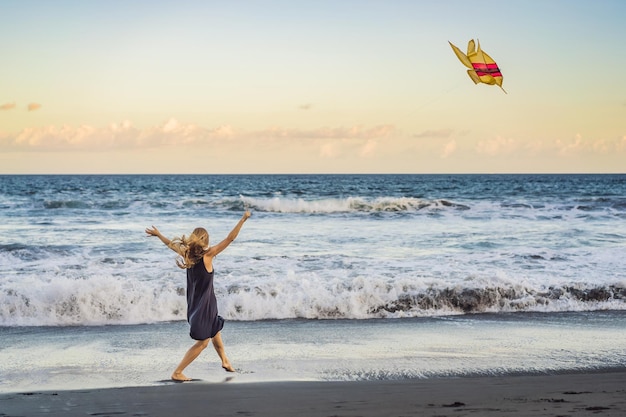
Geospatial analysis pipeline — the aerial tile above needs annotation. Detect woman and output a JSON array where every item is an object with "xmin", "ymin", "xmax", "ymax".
[{"xmin": 145, "ymin": 210, "xmax": 251, "ymax": 382}]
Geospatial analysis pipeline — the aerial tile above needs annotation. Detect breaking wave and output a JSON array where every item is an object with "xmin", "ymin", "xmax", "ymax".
[
  {"xmin": 1, "ymin": 273, "xmax": 624, "ymax": 326},
  {"xmin": 237, "ymin": 196, "xmax": 470, "ymax": 214}
]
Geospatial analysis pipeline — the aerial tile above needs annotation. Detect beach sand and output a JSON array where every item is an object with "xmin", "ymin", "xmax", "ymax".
[{"xmin": 1, "ymin": 371, "xmax": 625, "ymax": 417}]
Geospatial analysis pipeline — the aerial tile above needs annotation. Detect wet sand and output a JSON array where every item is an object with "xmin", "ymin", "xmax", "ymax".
[{"xmin": 1, "ymin": 370, "xmax": 625, "ymax": 417}]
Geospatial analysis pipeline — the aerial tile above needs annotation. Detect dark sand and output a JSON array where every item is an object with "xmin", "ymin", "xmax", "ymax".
[{"xmin": 1, "ymin": 371, "xmax": 625, "ymax": 417}]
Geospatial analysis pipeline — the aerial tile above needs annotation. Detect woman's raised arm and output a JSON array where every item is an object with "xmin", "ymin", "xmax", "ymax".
[
  {"xmin": 145, "ymin": 226, "xmax": 183, "ymax": 255},
  {"xmin": 208, "ymin": 211, "xmax": 251, "ymax": 257}
]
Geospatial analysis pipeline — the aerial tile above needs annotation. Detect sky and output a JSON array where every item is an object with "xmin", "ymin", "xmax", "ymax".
[{"xmin": 1, "ymin": 0, "xmax": 625, "ymax": 174}]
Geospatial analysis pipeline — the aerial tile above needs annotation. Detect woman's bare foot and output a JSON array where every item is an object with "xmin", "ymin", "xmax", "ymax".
[
  {"xmin": 171, "ymin": 372, "xmax": 192, "ymax": 382},
  {"xmin": 222, "ymin": 363, "xmax": 236, "ymax": 372}
]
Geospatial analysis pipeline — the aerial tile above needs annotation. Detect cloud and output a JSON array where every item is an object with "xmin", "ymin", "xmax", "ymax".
[
  {"xmin": 359, "ymin": 139, "xmax": 378, "ymax": 157},
  {"xmin": 476, "ymin": 136, "xmax": 518, "ymax": 156},
  {"xmin": 1, "ymin": 118, "xmax": 234, "ymax": 151},
  {"xmin": 315, "ymin": 136, "xmax": 385, "ymax": 160},
  {"xmin": 260, "ymin": 125, "xmax": 395, "ymax": 160},
  {"xmin": 475, "ymin": 134, "xmax": 626, "ymax": 157},
  {"xmin": 441, "ymin": 139, "xmax": 457, "ymax": 158},
  {"xmin": 413, "ymin": 129, "xmax": 453, "ymax": 139},
  {"xmin": 553, "ymin": 133, "xmax": 626, "ymax": 156},
  {"xmin": 253, "ymin": 125, "xmax": 396, "ymax": 140},
  {"xmin": 0, "ymin": 119, "xmax": 395, "ymax": 152},
  {"xmin": 298, "ymin": 103, "xmax": 313, "ymax": 110},
  {"xmin": 0, "ymin": 102, "xmax": 43, "ymax": 111}
]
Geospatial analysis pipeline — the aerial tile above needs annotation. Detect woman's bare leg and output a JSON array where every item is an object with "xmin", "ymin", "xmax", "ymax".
[
  {"xmin": 171, "ymin": 338, "xmax": 210, "ymax": 381},
  {"xmin": 212, "ymin": 332, "xmax": 235, "ymax": 372}
]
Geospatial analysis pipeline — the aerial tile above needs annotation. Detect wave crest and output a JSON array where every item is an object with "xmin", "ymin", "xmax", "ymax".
[
  {"xmin": 2, "ymin": 273, "xmax": 624, "ymax": 326},
  {"xmin": 368, "ymin": 285, "xmax": 626, "ymax": 315},
  {"xmin": 218, "ymin": 277, "xmax": 626, "ymax": 321},
  {"xmin": 239, "ymin": 196, "xmax": 470, "ymax": 214}
]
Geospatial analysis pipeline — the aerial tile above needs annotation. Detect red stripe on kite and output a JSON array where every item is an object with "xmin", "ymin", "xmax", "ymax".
[{"xmin": 473, "ymin": 63, "xmax": 502, "ymax": 76}]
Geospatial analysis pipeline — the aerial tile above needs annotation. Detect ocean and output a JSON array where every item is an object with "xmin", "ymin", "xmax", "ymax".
[{"xmin": 1, "ymin": 174, "xmax": 625, "ymax": 392}]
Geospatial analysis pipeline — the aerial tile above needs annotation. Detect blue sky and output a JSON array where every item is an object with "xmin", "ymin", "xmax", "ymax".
[{"xmin": 1, "ymin": 0, "xmax": 625, "ymax": 173}]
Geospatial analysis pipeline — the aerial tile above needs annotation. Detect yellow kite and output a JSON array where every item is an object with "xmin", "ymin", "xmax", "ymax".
[{"xmin": 449, "ymin": 39, "xmax": 506, "ymax": 93}]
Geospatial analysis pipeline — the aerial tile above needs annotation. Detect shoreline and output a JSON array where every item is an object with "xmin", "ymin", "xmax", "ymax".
[
  {"xmin": 2, "ymin": 311, "xmax": 626, "ymax": 395},
  {"xmin": 2, "ymin": 370, "xmax": 625, "ymax": 417}
]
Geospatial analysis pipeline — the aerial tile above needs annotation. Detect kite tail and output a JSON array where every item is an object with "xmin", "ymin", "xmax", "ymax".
[{"xmin": 499, "ymin": 85, "xmax": 507, "ymax": 94}]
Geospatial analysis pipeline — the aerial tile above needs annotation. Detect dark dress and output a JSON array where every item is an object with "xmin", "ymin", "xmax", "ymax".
[{"xmin": 186, "ymin": 260, "xmax": 224, "ymax": 340}]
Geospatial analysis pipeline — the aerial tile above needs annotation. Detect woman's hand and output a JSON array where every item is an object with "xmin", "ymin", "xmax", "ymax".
[
  {"xmin": 145, "ymin": 225, "xmax": 161, "ymax": 238},
  {"xmin": 146, "ymin": 226, "xmax": 176, "ymax": 250},
  {"xmin": 243, "ymin": 211, "xmax": 252, "ymax": 220}
]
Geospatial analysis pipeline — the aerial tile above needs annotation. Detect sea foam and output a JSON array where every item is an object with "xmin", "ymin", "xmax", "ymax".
[{"xmin": 1, "ymin": 267, "xmax": 624, "ymax": 326}]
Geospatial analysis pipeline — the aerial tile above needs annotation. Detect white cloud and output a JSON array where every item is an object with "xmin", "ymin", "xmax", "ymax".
[
  {"xmin": 0, "ymin": 120, "xmax": 395, "ymax": 152},
  {"xmin": 252, "ymin": 125, "xmax": 395, "ymax": 140},
  {"xmin": 317, "ymin": 137, "xmax": 381, "ymax": 159},
  {"xmin": 553, "ymin": 134, "xmax": 626, "ymax": 156},
  {"xmin": 476, "ymin": 136, "xmax": 518, "ymax": 156},
  {"xmin": 1, "ymin": 119, "xmax": 236, "ymax": 151},
  {"xmin": 359, "ymin": 139, "xmax": 378, "ymax": 157},
  {"xmin": 441, "ymin": 139, "xmax": 457, "ymax": 158},
  {"xmin": 475, "ymin": 134, "xmax": 626, "ymax": 157}
]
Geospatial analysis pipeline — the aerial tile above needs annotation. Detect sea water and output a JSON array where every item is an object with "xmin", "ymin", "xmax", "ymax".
[{"xmin": 0, "ymin": 174, "xmax": 625, "ymax": 392}]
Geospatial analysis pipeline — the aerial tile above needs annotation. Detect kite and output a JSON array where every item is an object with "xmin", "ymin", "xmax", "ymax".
[{"xmin": 449, "ymin": 39, "xmax": 506, "ymax": 93}]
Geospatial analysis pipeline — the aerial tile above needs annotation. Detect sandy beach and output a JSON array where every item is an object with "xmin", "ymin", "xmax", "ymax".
[{"xmin": 2, "ymin": 370, "xmax": 625, "ymax": 417}]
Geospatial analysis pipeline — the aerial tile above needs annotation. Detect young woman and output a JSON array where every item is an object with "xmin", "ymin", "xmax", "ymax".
[{"xmin": 145, "ymin": 211, "xmax": 251, "ymax": 382}]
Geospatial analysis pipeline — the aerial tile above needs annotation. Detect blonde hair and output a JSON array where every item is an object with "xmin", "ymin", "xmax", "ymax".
[{"xmin": 170, "ymin": 227, "xmax": 209, "ymax": 269}]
